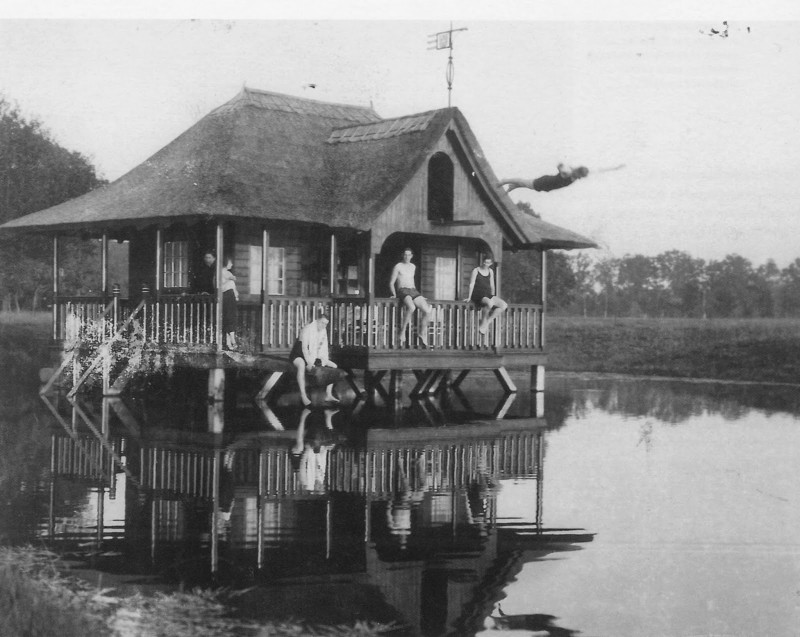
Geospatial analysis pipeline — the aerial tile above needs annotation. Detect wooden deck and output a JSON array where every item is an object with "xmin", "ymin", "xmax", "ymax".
[{"xmin": 46, "ymin": 295, "xmax": 547, "ymax": 399}]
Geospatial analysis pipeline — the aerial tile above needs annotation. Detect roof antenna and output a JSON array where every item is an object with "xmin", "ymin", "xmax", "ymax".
[{"xmin": 428, "ymin": 22, "xmax": 468, "ymax": 108}]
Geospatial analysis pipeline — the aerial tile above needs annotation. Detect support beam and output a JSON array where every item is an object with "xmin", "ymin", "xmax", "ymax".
[
  {"xmin": 261, "ymin": 228, "xmax": 270, "ymax": 351},
  {"xmin": 451, "ymin": 369, "xmax": 470, "ymax": 390},
  {"xmin": 493, "ymin": 366, "xmax": 517, "ymax": 393},
  {"xmin": 491, "ymin": 392, "xmax": 516, "ymax": 420},
  {"xmin": 530, "ymin": 364, "xmax": 545, "ymax": 392},
  {"xmin": 341, "ymin": 367, "xmax": 364, "ymax": 398},
  {"xmin": 215, "ymin": 222, "xmax": 224, "ymax": 350},
  {"xmin": 100, "ymin": 232, "xmax": 109, "ymax": 298},
  {"xmin": 329, "ymin": 233, "xmax": 337, "ymax": 296},
  {"xmin": 207, "ymin": 368, "xmax": 225, "ymax": 433},
  {"xmin": 255, "ymin": 371, "xmax": 284, "ymax": 402},
  {"xmin": 52, "ymin": 235, "xmax": 59, "ymax": 340},
  {"xmin": 540, "ymin": 249, "xmax": 547, "ymax": 349},
  {"xmin": 155, "ymin": 228, "xmax": 163, "ymax": 296},
  {"xmin": 367, "ymin": 252, "xmax": 375, "ymax": 299}
]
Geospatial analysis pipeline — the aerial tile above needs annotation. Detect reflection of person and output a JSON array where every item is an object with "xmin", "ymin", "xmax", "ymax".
[
  {"xmin": 386, "ymin": 452, "xmax": 430, "ymax": 549},
  {"xmin": 290, "ymin": 408, "xmax": 337, "ymax": 492},
  {"xmin": 290, "ymin": 314, "xmax": 338, "ymax": 406},
  {"xmin": 500, "ymin": 163, "xmax": 589, "ymax": 193},
  {"xmin": 464, "ymin": 256, "xmax": 508, "ymax": 336},
  {"xmin": 485, "ymin": 605, "xmax": 578, "ymax": 636},
  {"xmin": 389, "ymin": 248, "xmax": 432, "ymax": 348},
  {"xmin": 221, "ymin": 257, "xmax": 239, "ymax": 350},
  {"xmin": 193, "ymin": 250, "xmax": 216, "ymax": 294}
]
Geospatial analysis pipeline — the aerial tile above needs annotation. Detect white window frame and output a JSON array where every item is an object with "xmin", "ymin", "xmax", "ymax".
[
  {"xmin": 163, "ymin": 240, "xmax": 189, "ymax": 288},
  {"xmin": 268, "ymin": 247, "xmax": 285, "ymax": 296}
]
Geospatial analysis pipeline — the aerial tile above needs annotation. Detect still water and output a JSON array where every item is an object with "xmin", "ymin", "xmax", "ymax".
[{"xmin": 2, "ymin": 369, "xmax": 799, "ymax": 636}]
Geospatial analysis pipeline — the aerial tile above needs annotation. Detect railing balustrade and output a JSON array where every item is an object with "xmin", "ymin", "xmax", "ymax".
[{"xmin": 54, "ymin": 295, "xmax": 543, "ymax": 352}]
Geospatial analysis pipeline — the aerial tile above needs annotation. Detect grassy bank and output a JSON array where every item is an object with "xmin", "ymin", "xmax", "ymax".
[
  {"xmin": 0, "ymin": 547, "xmax": 393, "ymax": 637},
  {"xmin": 545, "ymin": 317, "xmax": 800, "ymax": 384}
]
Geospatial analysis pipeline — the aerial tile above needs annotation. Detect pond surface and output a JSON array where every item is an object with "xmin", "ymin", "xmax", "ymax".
[{"xmin": 1, "ymin": 369, "xmax": 799, "ymax": 636}]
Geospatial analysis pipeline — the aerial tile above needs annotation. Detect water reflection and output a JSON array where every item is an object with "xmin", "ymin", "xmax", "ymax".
[
  {"xmin": 548, "ymin": 373, "xmax": 800, "ymax": 424},
  {"xmin": 5, "ymin": 370, "xmax": 800, "ymax": 635},
  {"xmin": 28, "ymin": 371, "xmax": 590, "ymax": 635}
]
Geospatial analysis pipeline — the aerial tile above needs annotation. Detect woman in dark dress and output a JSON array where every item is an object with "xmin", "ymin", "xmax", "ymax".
[
  {"xmin": 464, "ymin": 256, "xmax": 508, "ymax": 335},
  {"xmin": 221, "ymin": 257, "xmax": 238, "ymax": 350}
]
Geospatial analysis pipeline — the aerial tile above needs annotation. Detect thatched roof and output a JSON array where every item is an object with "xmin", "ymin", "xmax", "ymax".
[{"xmin": 0, "ymin": 87, "xmax": 596, "ymax": 250}]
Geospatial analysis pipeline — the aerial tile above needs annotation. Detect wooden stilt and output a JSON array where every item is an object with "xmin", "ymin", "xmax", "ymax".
[
  {"xmin": 410, "ymin": 370, "xmax": 435, "ymax": 396},
  {"xmin": 493, "ymin": 367, "xmax": 517, "ymax": 393},
  {"xmin": 491, "ymin": 392, "xmax": 517, "ymax": 419},
  {"xmin": 341, "ymin": 367, "xmax": 364, "ymax": 398},
  {"xmin": 530, "ymin": 364, "xmax": 545, "ymax": 392},
  {"xmin": 208, "ymin": 368, "xmax": 225, "ymax": 433},
  {"xmin": 389, "ymin": 370, "xmax": 403, "ymax": 399},
  {"xmin": 451, "ymin": 369, "xmax": 470, "ymax": 390},
  {"xmin": 256, "ymin": 371, "xmax": 284, "ymax": 402}
]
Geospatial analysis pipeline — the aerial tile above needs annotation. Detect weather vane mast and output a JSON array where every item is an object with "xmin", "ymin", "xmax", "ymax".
[{"xmin": 428, "ymin": 22, "xmax": 468, "ymax": 107}]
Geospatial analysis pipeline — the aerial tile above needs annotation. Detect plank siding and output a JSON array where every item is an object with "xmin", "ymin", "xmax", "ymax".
[{"xmin": 371, "ymin": 135, "xmax": 504, "ymax": 259}]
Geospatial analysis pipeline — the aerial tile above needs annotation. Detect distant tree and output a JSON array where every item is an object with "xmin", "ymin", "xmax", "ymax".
[
  {"xmin": 594, "ymin": 256, "xmax": 619, "ymax": 317},
  {"xmin": 545, "ymin": 251, "xmax": 578, "ymax": 313},
  {"xmin": 778, "ymin": 259, "xmax": 800, "ymax": 317},
  {"xmin": 570, "ymin": 252, "xmax": 595, "ymax": 317},
  {"xmin": 617, "ymin": 254, "xmax": 659, "ymax": 316},
  {"xmin": 655, "ymin": 250, "xmax": 706, "ymax": 317},
  {"xmin": 0, "ymin": 96, "xmax": 105, "ymax": 310},
  {"xmin": 706, "ymin": 254, "xmax": 762, "ymax": 318}
]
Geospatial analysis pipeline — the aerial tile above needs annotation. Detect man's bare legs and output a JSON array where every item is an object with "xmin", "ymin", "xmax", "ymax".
[
  {"xmin": 478, "ymin": 296, "xmax": 508, "ymax": 335},
  {"xmin": 398, "ymin": 296, "xmax": 416, "ymax": 346},
  {"xmin": 414, "ymin": 296, "xmax": 433, "ymax": 346}
]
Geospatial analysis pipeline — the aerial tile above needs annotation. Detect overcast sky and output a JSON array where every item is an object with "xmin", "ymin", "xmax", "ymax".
[{"xmin": 2, "ymin": 6, "xmax": 799, "ymax": 267}]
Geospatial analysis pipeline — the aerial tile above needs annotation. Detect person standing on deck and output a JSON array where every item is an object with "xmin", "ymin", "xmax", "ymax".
[
  {"xmin": 192, "ymin": 250, "xmax": 217, "ymax": 294},
  {"xmin": 221, "ymin": 257, "xmax": 239, "ymax": 350},
  {"xmin": 389, "ymin": 248, "xmax": 433, "ymax": 348},
  {"xmin": 290, "ymin": 314, "xmax": 339, "ymax": 406},
  {"xmin": 464, "ymin": 256, "xmax": 508, "ymax": 335}
]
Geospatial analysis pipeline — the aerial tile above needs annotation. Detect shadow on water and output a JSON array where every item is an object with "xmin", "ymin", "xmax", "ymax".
[{"xmin": 3, "ymin": 368, "xmax": 799, "ymax": 634}]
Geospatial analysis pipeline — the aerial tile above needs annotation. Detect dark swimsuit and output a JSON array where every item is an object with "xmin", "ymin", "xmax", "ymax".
[
  {"xmin": 398, "ymin": 287, "xmax": 422, "ymax": 300},
  {"xmin": 470, "ymin": 270, "xmax": 493, "ymax": 307}
]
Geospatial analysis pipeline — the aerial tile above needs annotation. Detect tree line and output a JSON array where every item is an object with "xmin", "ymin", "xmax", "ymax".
[
  {"xmin": 0, "ymin": 96, "xmax": 105, "ymax": 311},
  {"xmin": 504, "ymin": 247, "xmax": 800, "ymax": 319}
]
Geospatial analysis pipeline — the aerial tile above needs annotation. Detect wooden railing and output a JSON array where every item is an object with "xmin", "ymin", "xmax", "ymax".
[
  {"xmin": 327, "ymin": 298, "xmax": 542, "ymax": 351},
  {"xmin": 54, "ymin": 295, "xmax": 543, "ymax": 353}
]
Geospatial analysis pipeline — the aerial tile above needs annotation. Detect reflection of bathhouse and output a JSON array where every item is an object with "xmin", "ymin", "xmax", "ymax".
[{"xmin": 43, "ymin": 408, "xmax": 591, "ymax": 635}]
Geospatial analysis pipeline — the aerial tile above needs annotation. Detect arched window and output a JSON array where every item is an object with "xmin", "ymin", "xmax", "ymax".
[{"xmin": 427, "ymin": 152, "xmax": 454, "ymax": 222}]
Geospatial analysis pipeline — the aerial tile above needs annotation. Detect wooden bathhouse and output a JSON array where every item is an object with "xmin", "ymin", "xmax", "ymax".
[{"xmin": 1, "ymin": 87, "xmax": 595, "ymax": 397}]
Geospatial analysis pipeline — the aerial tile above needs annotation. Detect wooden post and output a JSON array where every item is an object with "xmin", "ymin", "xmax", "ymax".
[
  {"xmin": 155, "ymin": 228, "xmax": 162, "ymax": 342},
  {"xmin": 100, "ymin": 232, "xmax": 109, "ymax": 299},
  {"xmin": 208, "ymin": 368, "xmax": 225, "ymax": 433},
  {"xmin": 455, "ymin": 242, "xmax": 463, "ymax": 300},
  {"xmin": 530, "ymin": 364, "xmax": 544, "ymax": 392},
  {"xmin": 540, "ymin": 249, "xmax": 547, "ymax": 349},
  {"xmin": 112, "ymin": 284, "xmax": 121, "ymax": 328},
  {"xmin": 52, "ymin": 235, "xmax": 59, "ymax": 340},
  {"xmin": 215, "ymin": 222, "xmax": 224, "ymax": 350},
  {"xmin": 261, "ymin": 228, "xmax": 270, "ymax": 351},
  {"xmin": 329, "ymin": 233, "xmax": 337, "ymax": 296},
  {"xmin": 367, "ymin": 253, "xmax": 375, "ymax": 300},
  {"xmin": 154, "ymin": 229, "xmax": 163, "ymax": 297}
]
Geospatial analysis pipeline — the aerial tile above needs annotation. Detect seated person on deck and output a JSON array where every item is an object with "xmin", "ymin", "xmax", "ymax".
[{"xmin": 388, "ymin": 247, "xmax": 433, "ymax": 348}]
